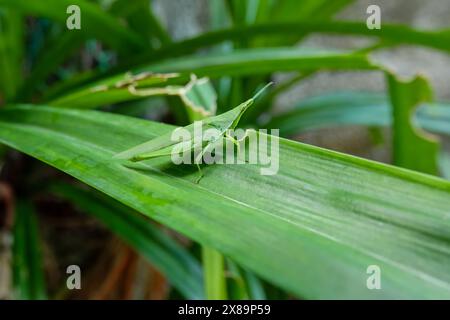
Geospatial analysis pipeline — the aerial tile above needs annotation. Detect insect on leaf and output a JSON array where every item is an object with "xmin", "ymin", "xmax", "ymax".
[{"xmin": 113, "ymin": 83, "xmax": 272, "ymax": 162}]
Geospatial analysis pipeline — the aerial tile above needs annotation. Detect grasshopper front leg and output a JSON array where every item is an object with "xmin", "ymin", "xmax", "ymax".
[
  {"xmin": 225, "ymin": 132, "xmax": 241, "ymax": 156},
  {"xmin": 224, "ymin": 129, "xmax": 254, "ymax": 164}
]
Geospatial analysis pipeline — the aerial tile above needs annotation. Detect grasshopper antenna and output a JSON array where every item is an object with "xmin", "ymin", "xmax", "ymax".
[{"xmin": 252, "ymin": 82, "xmax": 274, "ymax": 101}]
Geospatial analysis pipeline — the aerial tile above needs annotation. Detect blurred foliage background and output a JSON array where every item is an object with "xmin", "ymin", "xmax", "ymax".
[{"xmin": 1, "ymin": 0, "xmax": 450, "ymax": 300}]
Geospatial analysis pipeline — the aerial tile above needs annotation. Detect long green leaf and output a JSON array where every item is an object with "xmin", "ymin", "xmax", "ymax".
[
  {"xmin": 417, "ymin": 103, "xmax": 450, "ymax": 136},
  {"xmin": 253, "ymin": 0, "xmax": 355, "ymax": 46},
  {"xmin": 210, "ymin": 0, "xmax": 232, "ymax": 30},
  {"xmin": 138, "ymin": 48, "xmax": 376, "ymax": 77},
  {"xmin": 18, "ymin": 0, "xmax": 168, "ymax": 101},
  {"xmin": 117, "ymin": 20, "xmax": 450, "ymax": 71},
  {"xmin": 153, "ymin": 22, "xmax": 450, "ymax": 58},
  {"xmin": 47, "ymin": 48, "xmax": 376, "ymax": 104},
  {"xmin": 268, "ymin": 91, "xmax": 389, "ymax": 135},
  {"xmin": 0, "ymin": 0, "xmax": 144, "ymax": 50},
  {"xmin": 51, "ymin": 183, "xmax": 203, "ymax": 299},
  {"xmin": 267, "ymin": 90, "xmax": 449, "ymax": 180},
  {"xmin": 267, "ymin": 91, "xmax": 450, "ymax": 138},
  {"xmin": 1, "ymin": 105, "xmax": 450, "ymax": 298},
  {"xmin": 441, "ymin": 151, "xmax": 450, "ymax": 180},
  {"xmin": 109, "ymin": 0, "xmax": 171, "ymax": 47},
  {"xmin": 12, "ymin": 200, "xmax": 47, "ymax": 300},
  {"xmin": 40, "ymin": 20, "xmax": 450, "ymax": 100},
  {"xmin": 0, "ymin": 8, "xmax": 23, "ymax": 102},
  {"xmin": 18, "ymin": 32, "xmax": 84, "ymax": 101}
]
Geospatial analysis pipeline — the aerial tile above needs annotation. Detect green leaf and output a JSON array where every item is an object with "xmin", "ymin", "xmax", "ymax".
[
  {"xmin": 1, "ymin": 105, "xmax": 450, "ymax": 298},
  {"xmin": 267, "ymin": 90, "xmax": 449, "ymax": 179},
  {"xmin": 267, "ymin": 91, "xmax": 450, "ymax": 138},
  {"xmin": 417, "ymin": 103, "xmax": 450, "ymax": 136},
  {"xmin": 109, "ymin": 0, "xmax": 171, "ymax": 47},
  {"xmin": 48, "ymin": 48, "xmax": 375, "ymax": 104},
  {"xmin": 43, "ymin": 20, "xmax": 450, "ymax": 100},
  {"xmin": 51, "ymin": 183, "xmax": 203, "ymax": 299},
  {"xmin": 0, "ymin": 0, "xmax": 145, "ymax": 50},
  {"xmin": 138, "ymin": 48, "xmax": 376, "ymax": 77},
  {"xmin": 254, "ymin": 0, "xmax": 355, "ymax": 46},
  {"xmin": 440, "ymin": 151, "xmax": 450, "ymax": 180},
  {"xmin": 152, "ymin": 22, "xmax": 450, "ymax": 59},
  {"xmin": 49, "ymin": 72, "xmax": 182, "ymax": 109},
  {"xmin": 270, "ymin": 0, "xmax": 354, "ymax": 22},
  {"xmin": 18, "ymin": 0, "xmax": 169, "ymax": 101},
  {"xmin": 225, "ymin": 260, "xmax": 266, "ymax": 299},
  {"xmin": 243, "ymin": 269, "xmax": 266, "ymax": 300},
  {"xmin": 12, "ymin": 200, "xmax": 47, "ymax": 300},
  {"xmin": 0, "ymin": 8, "xmax": 23, "ymax": 102},
  {"xmin": 18, "ymin": 32, "xmax": 84, "ymax": 101},
  {"xmin": 268, "ymin": 91, "xmax": 390, "ymax": 136},
  {"xmin": 209, "ymin": 0, "xmax": 232, "ymax": 30},
  {"xmin": 267, "ymin": 90, "xmax": 449, "ymax": 181},
  {"xmin": 182, "ymin": 76, "xmax": 218, "ymax": 120},
  {"xmin": 225, "ymin": 259, "xmax": 248, "ymax": 299},
  {"xmin": 387, "ymin": 74, "xmax": 439, "ymax": 175},
  {"xmin": 49, "ymin": 73, "xmax": 217, "ymax": 120},
  {"xmin": 225, "ymin": 0, "xmax": 248, "ymax": 26}
]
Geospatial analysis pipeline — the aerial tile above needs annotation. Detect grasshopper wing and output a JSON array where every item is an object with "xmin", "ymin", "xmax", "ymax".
[
  {"xmin": 113, "ymin": 123, "xmax": 196, "ymax": 161},
  {"xmin": 127, "ymin": 139, "xmax": 201, "ymax": 162}
]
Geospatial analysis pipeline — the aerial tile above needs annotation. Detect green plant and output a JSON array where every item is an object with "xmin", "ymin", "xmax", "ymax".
[{"xmin": 0, "ymin": 0, "xmax": 450, "ymax": 299}]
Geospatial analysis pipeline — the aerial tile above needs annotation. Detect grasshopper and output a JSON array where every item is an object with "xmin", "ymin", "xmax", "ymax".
[{"xmin": 114, "ymin": 83, "xmax": 272, "ymax": 183}]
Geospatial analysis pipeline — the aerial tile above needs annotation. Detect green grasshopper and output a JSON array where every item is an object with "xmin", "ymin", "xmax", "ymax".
[{"xmin": 114, "ymin": 83, "xmax": 272, "ymax": 183}]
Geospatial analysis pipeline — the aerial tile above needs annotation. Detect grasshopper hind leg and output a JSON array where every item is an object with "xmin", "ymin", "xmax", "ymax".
[
  {"xmin": 194, "ymin": 141, "xmax": 219, "ymax": 183},
  {"xmin": 193, "ymin": 144, "xmax": 212, "ymax": 184},
  {"xmin": 195, "ymin": 163, "xmax": 204, "ymax": 184}
]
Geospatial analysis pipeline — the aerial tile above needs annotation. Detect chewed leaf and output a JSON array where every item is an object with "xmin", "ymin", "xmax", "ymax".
[
  {"xmin": 48, "ymin": 72, "xmax": 180, "ymax": 109},
  {"xmin": 181, "ymin": 75, "xmax": 217, "ymax": 119},
  {"xmin": 387, "ymin": 73, "xmax": 440, "ymax": 175},
  {"xmin": 48, "ymin": 72, "xmax": 217, "ymax": 120},
  {"xmin": 131, "ymin": 74, "xmax": 217, "ymax": 119}
]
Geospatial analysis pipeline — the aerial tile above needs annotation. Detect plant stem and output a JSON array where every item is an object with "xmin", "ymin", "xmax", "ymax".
[{"xmin": 202, "ymin": 246, "xmax": 227, "ymax": 300}]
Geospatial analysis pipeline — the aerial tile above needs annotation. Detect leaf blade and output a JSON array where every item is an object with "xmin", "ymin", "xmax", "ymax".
[
  {"xmin": 1, "ymin": 105, "xmax": 450, "ymax": 299},
  {"xmin": 0, "ymin": 0, "xmax": 145, "ymax": 50}
]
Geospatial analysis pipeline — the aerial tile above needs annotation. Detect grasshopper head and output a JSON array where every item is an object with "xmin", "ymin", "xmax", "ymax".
[
  {"xmin": 238, "ymin": 82, "xmax": 273, "ymax": 117},
  {"xmin": 229, "ymin": 82, "xmax": 274, "ymax": 129},
  {"xmin": 238, "ymin": 99, "xmax": 254, "ymax": 117}
]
